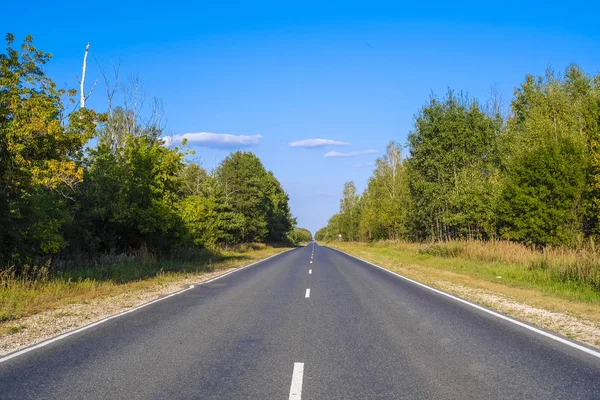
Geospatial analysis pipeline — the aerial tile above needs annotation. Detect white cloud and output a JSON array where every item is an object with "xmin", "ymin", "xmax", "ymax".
[
  {"xmin": 289, "ymin": 138, "xmax": 351, "ymax": 148},
  {"xmin": 353, "ymin": 162, "xmax": 376, "ymax": 168},
  {"xmin": 166, "ymin": 132, "xmax": 262, "ymax": 148},
  {"xmin": 324, "ymin": 149, "xmax": 377, "ymax": 158}
]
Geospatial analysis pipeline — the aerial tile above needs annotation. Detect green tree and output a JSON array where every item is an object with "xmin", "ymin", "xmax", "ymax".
[
  {"xmin": 215, "ymin": 151, "xmax": 293, "ymax": 243},
  {"xmin": 289, "ymin": 227, "xmax": 313, "ymax": 244},
  {"xmin": 69, "ymin": 134, "xmax": 186, "ymax": 253},
  {"xmin": 177, "ymin": 186, "xmax": 244, "ymax": 248},
  {"xmin": 314, "ymin": 227, "xmax": 327, "ymax": 241},
  {"xmin": 0, "ymin": 34, "xmax": 96, "ymax": 266},
  {"xmin": 407, "ymin": 90, "xmax": 501, "ymax": 240},
  {"xmin": 179, "ymin": 163, "xmax": 208, "ymax": 197},
  {"xmin": 316, "ymin": 213, "xmax": 343, "ymax": 242},
  {"xmin": 339, "ymin": 181, "xmax": 361, "ymax": 241},
  {"xmin": 359, "ymin": 141, "xmax": 410, "ymax": 241},
  {"xmin": 498, "ymin": 68, "xmax": 591, "ymax": 246}
]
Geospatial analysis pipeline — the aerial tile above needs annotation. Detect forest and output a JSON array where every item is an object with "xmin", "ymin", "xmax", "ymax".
[
  {"xmin": 316, "ymin": 64, "xmax": 600, "ymax": 249},
  {"xmin": 0, "ymin": 34, "xmax": 304, "ymax": 274}
]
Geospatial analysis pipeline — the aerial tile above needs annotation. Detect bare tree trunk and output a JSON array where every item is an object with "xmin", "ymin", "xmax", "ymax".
[
  {"xmin": 77, "ymin": 43, "xmax": 97, "ymax": 109},
  {"xmin": 80, "ymin": 43, "xmax": 89, "ymax": 108}
]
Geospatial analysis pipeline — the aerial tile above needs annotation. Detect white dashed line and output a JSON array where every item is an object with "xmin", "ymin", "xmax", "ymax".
[
  {"xmin": 309, "ymin": 269, "xmax": 312, "ymax": 274},
  {"xmin": 310, "ymin": 261, "xmax": 313, "ymax": 264},
  {"xmin": 305, "ymin": 289, "xmax": 311, "ymax": 298},
  {"xmin": 289, "ymin": 362, "xmax": 304, "ymax": 400}
]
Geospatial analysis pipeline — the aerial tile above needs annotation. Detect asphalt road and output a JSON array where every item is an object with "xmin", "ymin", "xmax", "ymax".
[{"xmin": 2, "ymin": 243, "xmax": 600, "ymax": 399}]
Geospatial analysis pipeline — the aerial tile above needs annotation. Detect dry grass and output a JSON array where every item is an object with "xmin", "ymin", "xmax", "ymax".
[
  {"xmin": 347, "ymin": 239, "xmax": 600, "ymax": 302},
  {"xmin": 0, "ymin": 266, "xmax": 245, "ymax": 355},
  {"xmin": 418, "ymin": 239, "xmax": 600, "ymax": 290}
]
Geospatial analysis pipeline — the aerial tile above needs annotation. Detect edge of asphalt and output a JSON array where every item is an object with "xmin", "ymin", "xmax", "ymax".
[
  {"xmin": 0, "ymin": 247, "xmax": 297, "ymax": 364},
  {"xmin": 326, "ymin": 245, "xmax": 600, "ymax": 360}
]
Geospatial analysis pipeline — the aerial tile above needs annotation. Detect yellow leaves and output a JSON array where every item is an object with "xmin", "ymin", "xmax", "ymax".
[
  {"xmin": 32, "ymin": 160, "xmax": 83, "ymax": 190},
  {"xmin": 47, "ymin": 119, "xmax": 62, "ymax": 137}
]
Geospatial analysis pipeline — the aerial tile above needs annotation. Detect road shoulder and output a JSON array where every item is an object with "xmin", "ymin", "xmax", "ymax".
[
  {"xmin": 0, "ymin": 248, "xmax": 292, "ymax": 357},
  {"xmin": 325, "ymin": 242, "xmax": 600, "ymax": 350}
]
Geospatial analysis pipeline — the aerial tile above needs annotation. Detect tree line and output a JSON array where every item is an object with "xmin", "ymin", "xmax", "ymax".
[
  {"xmin": 316, "ymin": 65, "xmax": 600, "ymax": 248},
  {"xmin": 0, "ymin": 34, "xmax": 304, "ymax": 271},
  {"xmin": 289, "ymin": 227, "xmax": 313, "ymax": 243}
]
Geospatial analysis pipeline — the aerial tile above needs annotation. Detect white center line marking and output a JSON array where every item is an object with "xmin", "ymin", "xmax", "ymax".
[
  {"xmin": 309, "ymin": 269, "xmax": 312, "ymax": 274},
  {"xmin": 305, "ymin": 289, "xmax": 310, "ymax": 298},
  {"xmin": 289, "ymin": 362, "xmax": 304, "ymax": 400},
  {"xmin": 310, "ymin": 260, "xmax": 313, "ymax": 264}
]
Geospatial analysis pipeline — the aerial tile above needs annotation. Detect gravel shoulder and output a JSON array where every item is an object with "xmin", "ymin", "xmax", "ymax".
[
  {"xmin": 0, "ymin": 268, "xmax": 239, "ymax": 356},
  {"xmin": 0, "ymin": 244, "xmax": 299, "ymax": 358}
]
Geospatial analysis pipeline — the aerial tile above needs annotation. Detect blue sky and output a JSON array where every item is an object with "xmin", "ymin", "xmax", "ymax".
[{"xmin": 4, "ymin": 0, "xmax": 600, "ymax": 234}]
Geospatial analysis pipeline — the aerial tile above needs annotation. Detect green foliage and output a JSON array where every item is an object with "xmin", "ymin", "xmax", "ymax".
[
  {"xmin": 406, "ymin": 90, "xmax": 501, "ymax": 240},
  {"xmin": 498, "ymin": 137, "xmax": 585, "ymax": 246},
  {"xmin": 314, "ymin": 227, "xmax": 327, "ymax": 241},
  {"xmin": 359, "ymin": 141, "xmax": 410, "ymax": 241},
  {"xmin": 0, "ymin": 34, "xmax": 96, "ymax": 266},
  {"xmin": 177, "ymin": 189, "xmax": 245, "ymax": 248},
  {"xmin": 497, "ymin": 68, "xmax": 591, "ymax": 246},
  {"xmin": 1, "ymin": 34, "xmax": 295, "ymax": 273},
  {"xmin": 179, "ymin": 163, "xmax": 208, "ymax": 196},
  {"xmin": 319, "ymin": 66, "xmax": 600, "ymax": 251},
  {"xmin": 289, "ymin": 227, "xmax": 312, "ymax": 244},
  {"xmin": 316, "ymin": 213, "xmax": 343, "ymax": 242},
  {"xmin": 69, "ymin": 134, "xmax": 187, "ymax": 254},
  {"xmin": 338, "ymin": 181, "xmax": 361, "ymax": 241},
  {"xmin": 215, "ymin": 151, "xmax": 294, "ymax": 243}
]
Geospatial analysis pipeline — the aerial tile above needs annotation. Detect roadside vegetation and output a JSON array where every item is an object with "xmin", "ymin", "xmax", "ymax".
[
  {"xmin": 316, "ymin": 65, "xmax": 600, "ymax": 325},
  {"xmin": 328, "ymin": 240, "xmax": 600, "ymax": 303},
  {"xmin": 0, "ymin": 34, "xmax": 307, "ymax": 332},
  {"xmin": 288, "ymin": 228, "xmax": 313, "ymax": 244},
  {"xmin": 0, "ymin": 244, "xmax": 286, "ymax": 326}
]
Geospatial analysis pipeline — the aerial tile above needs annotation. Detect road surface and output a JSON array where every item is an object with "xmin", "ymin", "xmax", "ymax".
[{"xmin": 1, "ymin": 243, "xmax": 600, "ymax": 399}]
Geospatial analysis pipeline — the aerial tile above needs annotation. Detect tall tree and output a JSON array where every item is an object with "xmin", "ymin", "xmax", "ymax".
[
  {"xmin": 0, "ymin": 34, "xmax": 96, "ymax": 265},
  {"xmin": 339, "ymin": 181, "xmax": 361, "ymax": 241},
  {"xmin": 69, "ymin": 134, "xmax": 186, "ymax": 253},
  {"xmin": 498, "ymin": 68, "xmax": 591, "ymax": 246},
  {"xmin": 216, "ymin": 151, "xmax": 293, "ymax": 243},
  {"xmin": 179, "ymin": 163, "xmax": 208, "ymax": 197},
  {"xmin": 407, "ymin": 90, "xmax": 501, "ymax": 240},
  {"xmin": 359, "ymin": 141, "xmax": 410, "ymax": 241}
]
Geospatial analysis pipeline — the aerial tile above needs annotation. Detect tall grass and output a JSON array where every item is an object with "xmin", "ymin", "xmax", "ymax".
[
  {"xmin": 0, "ymin": 244, "xmax": 280, "ymax": 323},
  {"xmin": 417, "ymin": 239, "xmax": 600, "ymax": 291},
  {"xmin": 52, "ymin": 246, "xmax": 222, "ymax": 283},
  {"xmin": 327, "ymin": 239, "xmax": 600, "ymax": 303}
]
